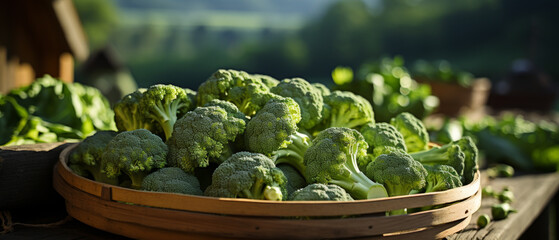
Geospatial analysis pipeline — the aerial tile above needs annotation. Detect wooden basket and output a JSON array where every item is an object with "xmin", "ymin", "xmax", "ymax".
[{"xmin": 53, "ymin": 143, "xmax": 481, "ymax": 240}]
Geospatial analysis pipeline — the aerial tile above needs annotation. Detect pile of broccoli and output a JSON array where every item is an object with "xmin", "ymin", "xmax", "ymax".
[{"xmin": 67, "ymin": 69, "xmax": 478, "ymax": 213}]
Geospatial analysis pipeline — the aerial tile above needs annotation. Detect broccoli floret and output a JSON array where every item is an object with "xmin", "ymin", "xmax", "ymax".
[
  {"xmin": 167, "ymin": 106, "xmax": 246, "ymax": 173},
  {"xmin": 253, "ymin": 74, "xmax": 280, "ymax": 89},
  {"xmin": 270, "ymin": 78, "xmax": 324, "ymax": 130},
  {"xmin": 423, "ymin": 164, "xmax": 462, "ymax": 193},
  {"xmin": 323, "ymin": 91, "xmax": 374, "ymax": 129},
  {"xmin": 141, "ymin": 167, "xmax": 203, "ymax": 195},
  {"xmin": 204, "ymin": 152, "xmax": 287, "ymax": 200},
  {"xmin": 304, "ymin": 127, "xmax": 388, "ymax": 200},
  {"xmin": 197, "ymin": 69, "xmax": 277, "ymax": 116},
  {"xmin": 203, "ymin": 99, "xmax": 249, "ymax": 122},
  {"xmin": 278, "ymin": 164, "xmax": 307, "ymax": 196},
  {"xmin": 454, "ymin": 136, "xmax": 479, "ymax": 184},
  {"xmin": 390, "ymin": 112, "xmax": 429, "ymax": 153},
  {"xmin": 113, "ymin": 89, "xmax": 158, "ymax": 133},
  {"xmin": 312, "ymin": 83, "xmax": 331, "ymax": 96},
  {"xmin": 289, "ymin": 183, "xmax": 353, "ymax": 201},
  {"xmin": 69, "ymin": 130, "xmax": 119, "ymax": 185},
  {"xmin": 244, "ymin": 97, "xmax": 311, "ymax": 176},
  {"xmin": 139, "ymin": 85, "xmax": 196, "ymax": 141},
  {"xmin": 365, "ymin": 150, "xmax": 427, "ymax": 214},
  {"xmin": 359, "ymin": 122, "xmax": 407, "ymax": 170},
  {"xmin": 101, "ymin": 129, "xmax": 168, "ymax": 189},
  {"xmin": 409, "ymin": 142, "xmax": 466, "ymax": 176}
]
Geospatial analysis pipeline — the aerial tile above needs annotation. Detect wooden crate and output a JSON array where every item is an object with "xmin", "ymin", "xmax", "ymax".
[
  {"xmin": 0, "ymin": 142, "xmax": 70, "ymax": 209},
  {"xmin": 53, "ymin": 144, "xmax": 481, "ymax": 240}
]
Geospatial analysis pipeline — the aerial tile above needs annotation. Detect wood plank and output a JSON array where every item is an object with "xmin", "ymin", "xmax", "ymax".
[{"xmin": 447, "ymin": 172, "xmax": 559, "ymax": 240}]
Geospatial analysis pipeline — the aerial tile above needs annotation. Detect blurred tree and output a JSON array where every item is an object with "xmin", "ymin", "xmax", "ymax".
[{"xmin": 73, "ymin": 0, "xmax": 119, "ymax": 51}]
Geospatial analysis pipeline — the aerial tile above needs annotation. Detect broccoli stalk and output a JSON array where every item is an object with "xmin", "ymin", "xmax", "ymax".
[
  {"xmin": 409, "ymin": 142, "xmax": 465, "ymax": 176},
  {"xmin": 304, "ymin": 127, "xmax": 388, "ymax": 200},
  {"xmin": 272, "ymin": 132, "xmax": 311, "ymax": 175},
  {"xmin": 140, "ymin": 85, "xmax": 196, "ymax": 141},
  {"xmin": 239, "ymin": 176, "xmax": 283, "ymax": 201}
]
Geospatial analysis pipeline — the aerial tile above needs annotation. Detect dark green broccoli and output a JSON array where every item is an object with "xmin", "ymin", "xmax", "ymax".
[
  {"xmin": 408, "ymin": 142, "xmax": 466, "ymax": 176},
  {"xmin": 322, "ymin": 91, "xmax": 375, "ymax": 129},
  {"xmin": 304, "ymin": 127, "xmax": 388, "ymax": 200},
  {"xmin": 196, "ymin": 69, "xmax": 277, "ymax": 116},
  {"xmin": 423, "ymin": 164, "xmax": 462, "ymax": 193},
  {"xmin": 365, "ymin": 150, "xmax": 427, "ymax": 214},
  {"xmin": 204, "ymin": 152, "xmax": 287, "ymax": 201},
  {"xmin": 167, "ymin": 106, "xmax": 246, "ymax": 173},
  {"xmin": 390, "ymin": 112, "xmax": 429, "ymax": 153},
  {"xmin": 277, "ymin": 164, "xmax": 308, "ymax": 196},
  {"xmin": 289, "ymin": 183, "xmax": 353, "ymax": 201},
  {"xmin": 101, "ymin": 129, "xmax": 168, "ymax": 189},
  {"xmin": 270, "ymin": 78, "xmax": 324, "ymax": 130},
  {"xmin": 139, "ymin": 84, "xmax": 196, "ymax": 140},
  {"xmin": 244, "ymin": 97, "xmax": 311, "ymax": 176},
  {"xmin": 359, "ymin": 122, "xmax": 407, "ymax": 170},
  {"xmin": 455, "ymin": 136, "xmax": 479, "ymax": 184},
  {"xmin": 69, "ymin": 131, "xmax": 119, "ymax": 185},
  {"xmin": 141, "ymin": 167, "xmax": 203, "ymax": 195}
]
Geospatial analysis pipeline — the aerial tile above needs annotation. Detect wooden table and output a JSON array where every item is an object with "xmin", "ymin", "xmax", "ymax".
[
  {"xmin": 2, "ymin": 171, "xmax": 559, "ymax": 239},
  {"xmin": 448, "ymin": 171, "xmax": 559, "ymax": 240}
]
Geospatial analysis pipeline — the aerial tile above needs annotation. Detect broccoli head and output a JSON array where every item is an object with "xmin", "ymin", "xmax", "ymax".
[
  {"xmin": 304, "ymin": 127, "xmax": 388, "ymax": 200},
  {"xmin": 204, "ymin": 152, "xmax": 287, "ymax": 201},
  {"xmin": 253, "ymin": 74, "xmax": 280, "ymax": 89},
  {"xmin": 365, "ymin": 150, "xmax": 427, "ymax": 214},
  {"xmin": 289, "ymin": 183, "xmax": 353, "ymax": 201},
  {"xmin": 69, "ymin": 130, "xmax": 119, "ymax": 184},
  {"xmin": 454, "ymin": 136, "xmax": 479, "ymax": 184},
  {"xmin": 277, "ymin": 164, "xmax": 308, "ymax": 196},
  {"xmin": 197, "ymin": 69, "xmax": 277, "ymax": 116},
  {"xmin": 141, "ymin": 167, "xmax": 203, "ymax": 195},
  {"xmin": 323, "ymin": 90, "xmax": 375, "ymax": 129},
  {"xmin": 365, "ymin": 150, "xmax": 427, "ymax": 196},
  {"xmin": 359, "ymin": 122, "xmax": 407, "ymax": 170},
  {"xmin": 409, "ymin": 142, "xmax": 466, "ymax": 176},
  {"xmin": 101, "ymin": 129, "xmax": 167, "ymax": 189},
  {"xmin": 312, "ymin": 83, "xmax": 331, "ymax": 96},
  {"xmin": 270, "ymin": 78, "xmax": 324, "ymax": 130},
  {"xmin": 244, "ymin": 97, "xmax": 311, "ymax": 176},
  {"xmin": 203, "ymin": 99, "xmax": 249, "ymax": 122},
  {"xmin": 423, "ymin": 164, "xmax": 462, "ymax": 193},
  {"xmin": 139, "ymin": 84, "xmax": 196, "ymax": 140},
  {"xmin": 390, "ymin": 112, "xmax": 430, "ymax": 153},
  {"xmin": 167, "ymin": 106, "xmax": 246, "ymax": 173},
  {"xmin": 113, "ymin": 89, "xmax": 155, "ymax": 133}
]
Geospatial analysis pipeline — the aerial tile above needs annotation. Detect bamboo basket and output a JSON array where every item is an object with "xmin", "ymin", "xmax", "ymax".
[{"xmin": 53, "ymin": 143, "xmax": 481, "ymax": 240}]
